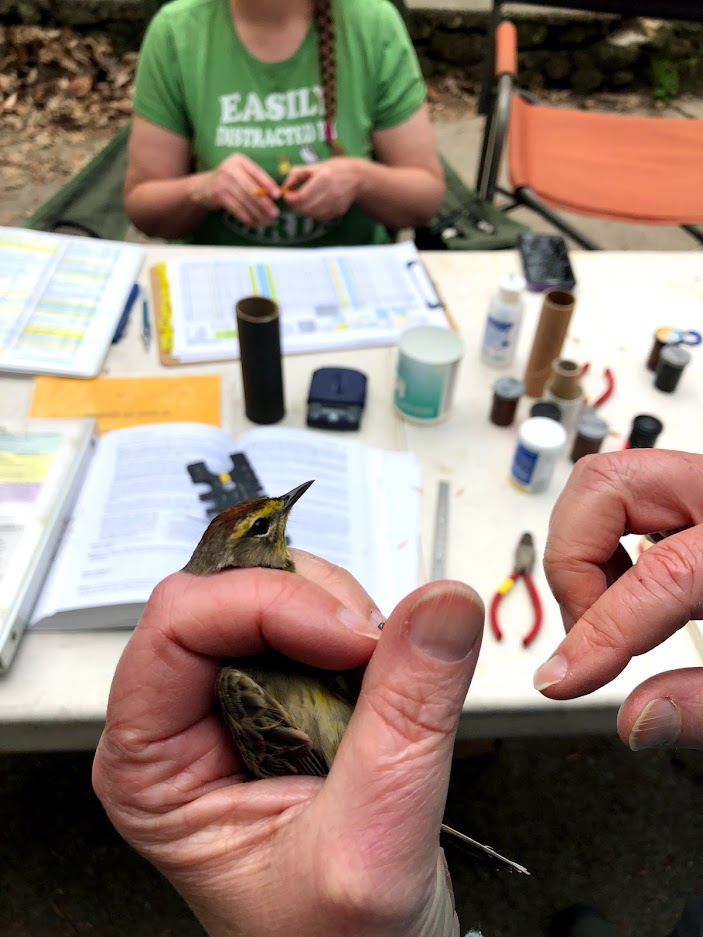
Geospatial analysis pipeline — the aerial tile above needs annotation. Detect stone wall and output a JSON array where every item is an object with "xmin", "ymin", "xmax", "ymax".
[
  {"xmin": 1, "ymin": 0, "xmax": 702, "ymax": 96},
  {"xmin": 409, "ymin": 10, "xmax": 703, "ymax": 95},
  {"xmin": 0, "ymin": 0, "xmax": 142, "ymax": 26}
]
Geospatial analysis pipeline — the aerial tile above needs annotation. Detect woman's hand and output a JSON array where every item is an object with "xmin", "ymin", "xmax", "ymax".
[
  {"xmin": 93, "ymin": 550, "xmax": 484, "ymax": 937},
  {"xmin": 535, "ymin": 450, "xmax": 703, "ymax": 751},
  {"xmin": 195, "ymin": 153, "xmax": 281, "ymax": 227},
  {"xmin": 282, "ymin": 158, "xmax": 363, "ymax": 222}
]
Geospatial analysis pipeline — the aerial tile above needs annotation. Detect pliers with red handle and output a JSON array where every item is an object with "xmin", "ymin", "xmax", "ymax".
[
  {"xmin": 489, "ymin": 532, "xmax": 543, "ymax": 648},
  {"xmin": 579, "ymin": 363, "xmax": 615, "ymax": 408}
]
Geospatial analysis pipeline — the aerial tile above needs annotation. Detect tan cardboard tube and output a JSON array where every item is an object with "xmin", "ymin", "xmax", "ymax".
[
  {"xmin": 523, "ymin": 290, "xmax": 576, "ymax": 397},
  {"xmin": 549, "ymin": 358, "xmax": 582, "ymax": 401}
]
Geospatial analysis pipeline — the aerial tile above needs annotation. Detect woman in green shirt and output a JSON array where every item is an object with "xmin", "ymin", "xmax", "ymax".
[{"xmin": 126, "ymin": 0, "xmax": 444, "ymax": 247}]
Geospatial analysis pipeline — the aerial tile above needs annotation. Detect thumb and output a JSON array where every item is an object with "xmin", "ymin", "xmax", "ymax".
[{"xmin": 320, "ymin": 582, "xmax": 483, "ymax": 876}]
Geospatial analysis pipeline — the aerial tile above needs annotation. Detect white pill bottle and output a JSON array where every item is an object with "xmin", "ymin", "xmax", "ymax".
[
  {"xmin": 510, "ymin": 416, "xmax": 567, "ymax": 493},
  {"xmin": 480, "ymin": 272, "xmax": 526, "ymax": 368}
]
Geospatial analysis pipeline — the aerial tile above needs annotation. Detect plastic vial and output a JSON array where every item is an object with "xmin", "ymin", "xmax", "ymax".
[
  {"xmin": 490, "ymin": 376, "xmax": 524, "ymax": 426},
  {"xmin": 529, "ymin": 400, "xmax": 562, "ymax": 422},
  {"xmin": 570, "ymin": 413, "xmax": 609, "ymax": 462},
  {"xmin": 654, "ymin": 345, "xmax": 691, "ymax": 393},
  {"xmin": 627, "ymin": 414, "xmax": 663, "ymax": 449},
  {"xmin": 510, "ymin": 416, "xmax": 567, "ymax": 493},
  {"xmin": 544, "ymin": 358, "xmax": 583, "ymax": 435},
  {"xmin": 646, "ymin": 326, "xmax": 679, "ymax": 371},
  {"xmin": 480, "ymin": 272, "xmax": 526, "ymax": 368}
]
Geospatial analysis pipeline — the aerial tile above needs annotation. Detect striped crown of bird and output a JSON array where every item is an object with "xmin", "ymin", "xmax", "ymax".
[{"xmin": 183, "ymin": 480, "xmax": 528, "ymax": 875}]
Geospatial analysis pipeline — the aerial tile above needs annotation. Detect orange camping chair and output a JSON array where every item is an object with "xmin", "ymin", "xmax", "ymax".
[{"xmin": 476, "ymin": 1, "xmax": 703, "ymax": 249}]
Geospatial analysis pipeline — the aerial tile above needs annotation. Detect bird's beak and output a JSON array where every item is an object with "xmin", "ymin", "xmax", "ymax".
[{"xmin": 280, "ymin": 479, "xmax": 314, "ymax": 513}]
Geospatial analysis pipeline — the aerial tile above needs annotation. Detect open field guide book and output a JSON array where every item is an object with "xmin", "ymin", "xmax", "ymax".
[{"xmin": 30, "ymin": 423, "xmax": 420, "ymax": 632}]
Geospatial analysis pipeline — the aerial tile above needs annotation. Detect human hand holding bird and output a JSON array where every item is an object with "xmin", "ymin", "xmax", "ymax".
[
  {"xmin": 94, "ymin": 481, "xmax": 522, "ymax": 937},
  {"xmin": 184, "ymin": 480, "xmax": 526, "ymax": 874}
]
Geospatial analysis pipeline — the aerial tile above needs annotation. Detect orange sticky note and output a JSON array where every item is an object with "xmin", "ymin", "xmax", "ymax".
[{"xmin": 29, "ymin": 374, "xmax": 221, "ymax": 435}]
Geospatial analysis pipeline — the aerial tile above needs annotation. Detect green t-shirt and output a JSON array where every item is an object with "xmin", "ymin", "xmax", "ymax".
[{"xmin": 133, "ymin": 0, "xmax": 427, "ymax": 247}]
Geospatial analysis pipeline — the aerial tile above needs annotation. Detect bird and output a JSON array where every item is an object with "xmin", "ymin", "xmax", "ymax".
[{"xmin": 183, "ymin": 480, "xmax": 528, "ymax": 875}]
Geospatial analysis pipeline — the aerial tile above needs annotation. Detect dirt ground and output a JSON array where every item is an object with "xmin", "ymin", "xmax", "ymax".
[
  {"xmin": 0, "ymin": 124, "xmax": 118, "ymax": 228},
  {"xmin": 1, "ymin": 740, "xmax": 701, "ymax": 937}
]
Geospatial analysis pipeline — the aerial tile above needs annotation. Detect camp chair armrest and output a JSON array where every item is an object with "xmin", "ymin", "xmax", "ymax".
[{"xmin": 495, "ymin": 19, "xmax": 518, "ymax": 78}]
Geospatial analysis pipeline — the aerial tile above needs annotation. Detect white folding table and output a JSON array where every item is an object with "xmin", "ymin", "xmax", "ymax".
[{"xmin": 1, "ymin": 248, "xmax": 701, "ymax": 750}]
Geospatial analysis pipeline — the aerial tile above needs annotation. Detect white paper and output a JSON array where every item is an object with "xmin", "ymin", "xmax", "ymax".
[{"xmin": 165, "ymin": 241, "xmax": 449, "ymax": 362}]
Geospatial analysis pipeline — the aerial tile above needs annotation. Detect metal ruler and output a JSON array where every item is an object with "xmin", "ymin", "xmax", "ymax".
[{"xmin": 430, "ymin": 480, "xmax": 450, "ymax": 580}]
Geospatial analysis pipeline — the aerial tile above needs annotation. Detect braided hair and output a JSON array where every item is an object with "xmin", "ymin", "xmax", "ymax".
[{"xmin": 312, "ymin": 0, "xmax": 345, "ymax": 155}]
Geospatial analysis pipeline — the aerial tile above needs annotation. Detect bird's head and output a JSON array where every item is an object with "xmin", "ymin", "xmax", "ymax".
[{"xmin": 183, "ymin": 480, "xmax": 314, "ymax": 575}]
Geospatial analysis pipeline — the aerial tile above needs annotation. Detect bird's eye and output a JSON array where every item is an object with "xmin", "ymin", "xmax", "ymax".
[{"xmin": 250, "ymin": 517, "xmax": 270, "ymax": 536}]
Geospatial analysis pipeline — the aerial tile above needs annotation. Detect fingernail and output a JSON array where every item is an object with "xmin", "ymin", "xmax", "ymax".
[
  {"xmin": 533, "ymin": 654, "xmax": 568, "ymax": 691},
  {"xmin": 409, "ymin": 587, "xmax": 481, "ymax": 662},
  {"xmin": 338, "ymin": 607, "xmax": 381, "ymax": 640},
  {"xmin": 628, "ymin": 698, "xmax": 681, "ymax": 751},
  {"xmin": 370, "ymin": 608, "xmax": 386, "ymax": 630}
]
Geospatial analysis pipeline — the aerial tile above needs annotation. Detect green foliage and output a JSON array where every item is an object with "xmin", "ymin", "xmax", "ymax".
[
  {"xmin": 651, "ymin": 56, "xmax": 680, "ymax": 101},
  {"xmin": 680, "ymin": 55, "xmax": 703, "ymax": 84}
]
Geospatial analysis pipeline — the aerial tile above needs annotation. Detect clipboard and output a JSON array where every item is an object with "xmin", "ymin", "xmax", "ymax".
[
  {"xmin": 149, "ymin": 244, "xmax": 454, "ymax": 366},
  {"xmin": 149, "ymin": 263, "xmax": 233, "ymax": 368},
  {"xmin": 151, "ymin": 263, "xmax": 181, "ymax": 367}
]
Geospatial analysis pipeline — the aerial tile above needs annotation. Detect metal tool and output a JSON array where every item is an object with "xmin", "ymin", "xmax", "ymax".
[
  {"xmin": 490, "ymin": 532, "xmax": 543, "ymax": 648},
  {"xmin": 430, "ymin": 480, "xmax": 450, "ymax": 580}
]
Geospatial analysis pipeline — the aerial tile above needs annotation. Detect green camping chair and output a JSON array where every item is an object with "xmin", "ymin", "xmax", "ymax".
[
  {"xmin": 24, "ymin": 0, "xmax": 527, "ymax": 249},
  {"xmin": 23, "ymin": 0, "xmax": 166, "ymax": 242}
]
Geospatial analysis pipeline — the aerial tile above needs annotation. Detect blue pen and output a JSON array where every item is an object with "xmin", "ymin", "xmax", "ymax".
[
  {"xmin": 142, "ymin": 297, "xmax": 151, "ymax": 351},
  {"xmin": 112, "ymin": 283, "xmax": 140, "ymax": 343}
]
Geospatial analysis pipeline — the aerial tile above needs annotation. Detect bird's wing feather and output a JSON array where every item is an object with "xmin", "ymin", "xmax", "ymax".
[{"xmin": 216, "ymin": 667, "xmax": 329, "ymax": 779}]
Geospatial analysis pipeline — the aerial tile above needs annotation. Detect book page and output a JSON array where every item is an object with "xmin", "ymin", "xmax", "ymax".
[
  {"xmin": 30, "ymin": 422, "xmax": 235, "ymax": 626},
  {"xmin": 0, "ymin": 417, "xmax": 93, "ymax": 603},
  {"xmin": 238, "ymin": 427, "xmax": 420, "ymax": 614},
  {"xmin": 688, "ymin": 621, "xmax": 703, "ymax": 663},
  {"xmin": 0, "ymin": 227, "xmax": 144, "ymax": 378},
  {"xmin": 0, "ymin": 418, "xmax": 95, "ymax": 664},
  {"xmin": 30, "ymin": 422, "xmax": 421, "ymax": 628},
  {"xmin": 0, "ymin": 420, "xmax": 94, "ymax": 592}
]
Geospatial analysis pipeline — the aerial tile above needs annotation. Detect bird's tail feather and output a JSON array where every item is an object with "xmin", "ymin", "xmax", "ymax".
[{"xmin": 440, "ymin": 824, "xmax": 529, "ymax": 875}]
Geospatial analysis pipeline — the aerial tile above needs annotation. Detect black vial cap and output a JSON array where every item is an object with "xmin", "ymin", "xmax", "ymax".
[
  {"xmin": 530, "ymin": 401, "xmax": 562, "ymax": 422},
  {"xmin": 628, "ymin": 414, "xmax": 663, "ymax": 449}
]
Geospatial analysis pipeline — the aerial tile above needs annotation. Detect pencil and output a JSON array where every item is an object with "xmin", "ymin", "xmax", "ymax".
[
  {"xmin": 253, "ymin": 185, "xmax": 288, "ymax": 197},
  {"xmin": 419, "ymin": 262, "xmax": 459, "ymax": 331},
  {"xmin": 443, "ymin": 306, "xmax": 460, "ymax": 331}
]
